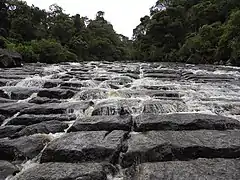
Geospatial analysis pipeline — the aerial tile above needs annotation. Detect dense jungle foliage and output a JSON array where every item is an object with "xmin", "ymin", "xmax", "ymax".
[{"xmin": 1, "ymin": 0, "xmax": 240, "ymax": 66}]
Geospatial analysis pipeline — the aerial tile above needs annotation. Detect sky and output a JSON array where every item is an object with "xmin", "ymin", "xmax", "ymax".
[{"xmin": 25, "ymin": 0, "xmax": 156, "ymax": 38}]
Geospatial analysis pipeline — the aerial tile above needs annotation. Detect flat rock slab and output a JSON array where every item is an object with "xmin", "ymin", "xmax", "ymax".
[
  {"xmin": 13, "ymin": 162, "xmax": 114, "ymax": 180},
  {"xmin": 0, "ymin": 135, "xmax": 50, "ymax": 161},
  {"xmin": 7, "ymin": 114, "xmax": 76, "ymax": 126},
  {"xmin": 134, "ymin": 113, "xmax": 240, "ymax": 131},
  {"xmin": 0, "ymin": 115, "xmax": 5, "ymax": 124},
  {"xmin": 68, "ymin": 115, "xmax": 132, "ymax": 132},
  {"xmin": 40, "ymin": 130, "xmax": 126, "ymax": 164},
  {"xmin": 37, "ymin": 89, "xmax": 75, "ymax": 99},
  {"xmin": 11, "ymin": 121, "xmax": 68, "ymax": 138},
  {"xmin": 0, "ymin": 103, "xmax": 32, "ymax": 116},
  {"xmin": 0, "ymin": 125, "xmax": 25, "ymax": 138},
  {"xmin": 0, "ymin": 160, "xmax": 19, "ymax": 179},
  {"xmin": 120, "ymin": 130, "xmax": 240, "ymax": 168},
  {"xmin": 19, "ymin": 104, "xmax": 67, "ymax": 115},
  {"xmin": 28, "ymin": 96, "xmax": 61, "ymax": 104},
  {"xmin": 125, "ymin": 158, "xmax": 240, "ymax": 180}
]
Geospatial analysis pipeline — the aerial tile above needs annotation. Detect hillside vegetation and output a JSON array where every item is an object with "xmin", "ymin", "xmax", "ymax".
[{"xmin": 1, "ymin": 0, "xmax": 240, "ymax": 66}]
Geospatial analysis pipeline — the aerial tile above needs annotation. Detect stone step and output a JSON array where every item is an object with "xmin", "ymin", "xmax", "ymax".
[
  {"xmin": 68, "ymin": 115, "xmax": 132, "ymax": 132},
  {"xmin": 13, "ymin": 162, "xmax": 114, "ymax": 180},
  {"xmin": 120, "ymin": 130, "xmax": 240, "ymax": 168},
  {"xmin": 134, "ymin": 113, "xmax": 240, "ymax": 131},
  {"xmin": 7, "ymin": 114, "xmax": 76, "ymax": 126},
  {"xmin": 11, "ymin": 121, "xmax": 68, "ymax": 138},
  {"xmin": 0, "ymin": 135, "xmax": 50, "ymax": 161},
  {"xmin": 40, "ymin": 130, "xmax": 127, "ymax": 164},
  {"xmin": 0, "ymin": 160, "xmax": 19, "ymax": 179},
  {"xmin": 124, "ymin": 158, "xmax": 240, "ymax": 180}
]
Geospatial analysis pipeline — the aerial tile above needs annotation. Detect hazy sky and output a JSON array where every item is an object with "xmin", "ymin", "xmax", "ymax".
[{"xmin": 25, "ymin": 0, "xmax": 156, "ymax": 38}]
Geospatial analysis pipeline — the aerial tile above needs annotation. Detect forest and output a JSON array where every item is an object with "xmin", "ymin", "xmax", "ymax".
[{"xmin": 1, "ymin": 0, "xmax": 240, "ymax": 66}]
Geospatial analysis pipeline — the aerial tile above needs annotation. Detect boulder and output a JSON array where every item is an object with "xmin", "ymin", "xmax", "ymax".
[
  {"xmin": 120, "ymin": 130, "xmax": 240, "ymax": 168},
  {"xmin": 0, "ymin": 160, "xmax": 19, "ymax": 179},
  {"xmin": 68, "ymin": 115, "xmax": 132, "ymax": 132},
  {"xmin": 125, "ymin": 159, "xmax": 240, "ymax": 180},
  {"xmin": 28, "ymin": 96, "xmax": 61, "ymax": 104},
  {"xmin": 40, "ymin": 130, "xmax": 127, "ymax": 164},
  {"xmin": 0, "ymin": 125, "xmax": 25, "ymax": 138},
  {"xmin": 0, "ymin": 97, "xmax": 16, "ymax": 103},
  {"xmin": 0, "ymin": 115, "xmax": 5, "ymax": 124},
  {"xmin": 0, "ymin": 134, "xmax": 50, "ymax": 161},
  {"xmin": 13, "ymin": 162, "xmax": 115, "ymax": 180},
  {"xmin": 7, "ymin": 114, "xmax": 76, "ymax": 126},
  {"xmin": 134, "ymin": 113, "xmax": 240, "ymax": 131},
  {"xmin": 11, "ymin": 121, "xmax": 68, "ymax": 138},
  {"xmin": 19, "ymin": 104, "xmax": 67, "ymax": 115},
  {"xmin": 0, "ymin": 103, "xmax": 32, "ymax": 117},
  {"xmin": 0, "ymin": 89, "xmax": 9, "ymax": 99},
  {"xmin": 0, "ymin": 48, "xmax": 22, "ymax": 68},
  {"xmin": 37, "ymin": 89, "xmax": 75, "ymax": 99}
]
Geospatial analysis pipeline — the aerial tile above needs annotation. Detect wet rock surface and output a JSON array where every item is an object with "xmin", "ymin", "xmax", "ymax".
[
  {"xmin": 120, "ymin": 130, "xmax": 240, "ymax": 168},
  {"xmin": 124, "ymin": 158, "xmax": 240, "ymax": 180},
  {"xmin": 0, "ymin": 160, "xmax": 19, "ymax": 179},
  {"xmin": 13, "ymin": 162, "xmax": 114, "ymax": 180},
  {"xmin": 0, "ymin": 134, "xmax": 50, "ymax": 161},
  {"xmin": 40, "ymin": 130, "xmax": 126, "ymax": 164},
  {"xmin": 1, "ymin": 62, "xmax": 240, "ymax": 179}
]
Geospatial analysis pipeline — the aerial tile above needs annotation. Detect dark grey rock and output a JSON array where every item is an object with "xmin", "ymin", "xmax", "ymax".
[
  {"xmin": 0, "ymin": 134, "xmax": 50, "ymax": 161},
  {"xmin": 0, "ymin": 125, "xmax": 25, "ymax": 138},
  {"xmin": 0, "ymin": 115, "xmax": 5, "ymax": 124},
  {"xmin": 0, "ymin": 48, "xmax": 22, "ymax": 68},
  {"xmin": 0, "ymin": 103, "xmax": 32, "ymax": 116},
  {"xmin": 43, "ymin": 81, "xmax": 59, "ymax": 88},
  {"xmin": 37, "ymin": 89, "xmax": 75, "ymax": 99},
  {"xmin": 28, "ymin": 96, "xmax": 61, "ymax": 104},
  {"xmin": 0, "ymin": 160, "xmax": 19, "ymax": 179},
  {"xmin": 68, "ymin": 115, "xmax": 132, "ymax": 132},
  {"xmin": 19, "ymin": 104, "xmax": 67, "ymax": 115},
  {"xmin": 124, "ymin": 159, "xmax": 240, "ymax": 180},
  {"xmin": 120, "ymin": 130, "xmax": 240, "ymax": 168},
  {"xmin": 0, "ymin": 79, "xmax": 8, "ymax": 87},
  {"xmin": 11, "ymin": 121, "xmax": 68, "ymax": 138},
  {"xmin": 13, "ymin": 162, "xmax": 115, "ymax": 180},
  {"xmin": 40, "ymin": 130, "xmax": 127, "ymax": 164},
  {"xmin": 0, "ymin": 97, "xmax": 16, "ymax": 103},
  {"xmin": 134, "ymin": 113, "xmax": 240, "ymax": 131},
  {"xmin": 8, "ymin": 114, "xmax": 76, "ymax": 126},
  {"xmin": 0, "ymin": 89, "xmax": 9, "ymax": 99},
  {"xmin": 7, "ymin": 88, "xmax": 39, "ymax": 100}
]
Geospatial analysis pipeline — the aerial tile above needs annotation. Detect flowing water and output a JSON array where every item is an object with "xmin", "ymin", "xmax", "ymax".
[{"xmin": 0, "ymin": 62, "xmax": 240, "ymax": 179}]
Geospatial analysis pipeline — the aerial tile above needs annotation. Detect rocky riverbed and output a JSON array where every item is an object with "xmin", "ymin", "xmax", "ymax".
[{"xmin": 0, "ymin": 62, "xmax": 240, "ymax": 179}]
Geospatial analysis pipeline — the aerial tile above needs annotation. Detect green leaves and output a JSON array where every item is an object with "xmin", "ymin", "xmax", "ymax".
[{"xmin": 133, "ymin": 0, "xmax": 240, "ymax": 66}]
